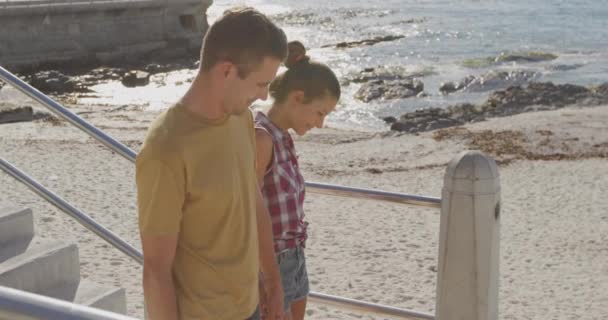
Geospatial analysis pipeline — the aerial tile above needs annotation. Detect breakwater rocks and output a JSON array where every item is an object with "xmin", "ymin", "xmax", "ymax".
[
  {"xmin": 16, "ymin": 58, "xmax": 199, "ymax": 94},
  {"xmin": 439, "ymin": 70, "xmax": 540, "ymax": 94},
  {"xmin": 461, "ymin": 52, "xmax": 558, "ymax": 68},
  {"xmin": 344, "ymin": 66, "xmax": 435, "ymax": 102},
  {"xmin": 386, "ymin": 82, "xmax": 608, "ymax": 133}
]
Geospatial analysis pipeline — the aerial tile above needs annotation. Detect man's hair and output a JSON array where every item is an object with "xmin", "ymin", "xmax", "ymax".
[{"xmin": 200, "ymin": 7, "xmax": 288, "ymax": 78}]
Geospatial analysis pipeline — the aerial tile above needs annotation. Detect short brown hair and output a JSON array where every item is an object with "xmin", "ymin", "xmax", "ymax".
[{"xmin": 200, "ymin": 7, "xmax": 288, "ymax": 78}]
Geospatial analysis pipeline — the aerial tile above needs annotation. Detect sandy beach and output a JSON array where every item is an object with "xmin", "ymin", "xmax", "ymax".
[{"xmin": 1, "ymin": 86, "xmax": 607, "ymax": 319}]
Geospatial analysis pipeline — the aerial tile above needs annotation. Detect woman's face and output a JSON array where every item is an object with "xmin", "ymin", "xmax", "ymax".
[{"xmin": 290, "ymin": 92, "xmax": 338, "ymax": 135}]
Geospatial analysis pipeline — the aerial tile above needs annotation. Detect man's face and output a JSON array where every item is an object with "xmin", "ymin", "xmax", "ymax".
[{"xmin": 224, "ymin": 57, "xmax": 281, "ymax": 115}]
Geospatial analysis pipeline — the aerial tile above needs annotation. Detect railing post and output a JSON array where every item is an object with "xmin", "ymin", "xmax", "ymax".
[{"xmin": 435, "ymin": 151, "xmax": 500, "ymax": 320}]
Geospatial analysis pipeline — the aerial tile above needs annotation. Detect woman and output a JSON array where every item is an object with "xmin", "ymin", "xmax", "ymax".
[{"xmin": 255, "ymin": 41, "xmax": 341, "ymax": 320}]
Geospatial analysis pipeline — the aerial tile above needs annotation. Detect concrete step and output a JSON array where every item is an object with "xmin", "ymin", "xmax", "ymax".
[
  {"xmin": 38, "ymin": 279, "xmax": 127, "ymax": 315},
  {"xmin": 0, "ymin": 238, "xmax": 80, "ymax": 294},
  {"xmin": 0, "ymin": 203, "xmax": 128, "ymax": 315},
  {"xmin": 0, "ymin": 203, "xmax": 34, "ymax": 251}
]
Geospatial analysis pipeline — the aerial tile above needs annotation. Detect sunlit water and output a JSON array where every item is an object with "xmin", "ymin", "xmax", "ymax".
[{"xmin": 80, "ymin": 0, "xmax": 608, "ymax": 131}]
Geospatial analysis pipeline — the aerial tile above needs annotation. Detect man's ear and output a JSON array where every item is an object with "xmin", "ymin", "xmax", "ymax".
[{"xmin": 213, "ymin": 61, "xmax": 236, "ymax": 79}]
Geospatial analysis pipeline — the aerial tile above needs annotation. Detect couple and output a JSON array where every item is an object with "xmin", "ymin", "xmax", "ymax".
[{"xmin": 135, "ymin": 6, "xmax": 340, "ymax": 320}]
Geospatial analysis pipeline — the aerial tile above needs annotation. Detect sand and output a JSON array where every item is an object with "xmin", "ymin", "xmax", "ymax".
[{"xmin": 1, "ymin": 87, "xmax": 607, "ymax": 319}]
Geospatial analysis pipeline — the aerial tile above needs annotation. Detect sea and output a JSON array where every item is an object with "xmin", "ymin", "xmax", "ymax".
[{"xmin": 80, "ymin": 0, "xmax": 608, "ymax": 131}]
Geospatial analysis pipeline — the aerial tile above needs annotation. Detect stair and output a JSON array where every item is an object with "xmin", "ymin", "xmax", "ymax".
[{"xmin": 0, "ymin": 202, "xmax": 127, "ymax": 314}]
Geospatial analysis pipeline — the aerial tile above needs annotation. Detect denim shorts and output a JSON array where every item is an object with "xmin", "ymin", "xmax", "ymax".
[{"xmin": 277, "ymin": 246, "xmax": 310, "ymax": 311}]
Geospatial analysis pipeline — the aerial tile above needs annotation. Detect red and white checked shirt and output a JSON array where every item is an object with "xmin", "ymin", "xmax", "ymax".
[{"xmin": 254, "ymin": 111, "xmax": 307, "ymax": 253}]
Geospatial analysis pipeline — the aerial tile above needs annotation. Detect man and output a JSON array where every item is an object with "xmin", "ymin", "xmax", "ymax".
[{"xmin": 136, "ymin": 7, "xmax": 288, "ymax": 320}]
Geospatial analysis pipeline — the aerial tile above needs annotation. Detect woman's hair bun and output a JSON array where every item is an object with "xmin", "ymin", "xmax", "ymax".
[{"xmin": 284, "ymin": 41, "xmax": 310, "ymax": 69}]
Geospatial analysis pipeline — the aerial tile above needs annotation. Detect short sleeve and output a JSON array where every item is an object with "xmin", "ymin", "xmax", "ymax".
[
  {"xmin": 136, "ymin": 155, "xmax": 185, "ymax": 235},
  {"xmin": 247, "ymin": 109, "xmax": 257, "ymax": 167}
]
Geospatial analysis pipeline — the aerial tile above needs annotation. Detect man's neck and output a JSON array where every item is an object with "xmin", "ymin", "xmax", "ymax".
[{"xmin": 181, "ymin": 72, "xmax": 227, "ymax": 121}]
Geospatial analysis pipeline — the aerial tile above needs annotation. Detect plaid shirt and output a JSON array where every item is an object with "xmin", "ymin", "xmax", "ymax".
[{"xmin": 255, "ymin": 112, "xmax": 307, "ymax": 253}]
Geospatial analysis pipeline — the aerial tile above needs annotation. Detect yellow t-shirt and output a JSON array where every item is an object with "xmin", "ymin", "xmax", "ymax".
[{"xmin": 136, "ymin": 103, "xmax": 259, "ymax": 319}]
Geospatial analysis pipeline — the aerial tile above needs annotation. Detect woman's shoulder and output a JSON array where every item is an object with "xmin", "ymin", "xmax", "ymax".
[
  {"xmin": 253, "ymin": 111, "xmax": 275, "ymax": 136},
  {"xmin": 253, "ymin": 110, "xmax": 268, "ymax": 125}
]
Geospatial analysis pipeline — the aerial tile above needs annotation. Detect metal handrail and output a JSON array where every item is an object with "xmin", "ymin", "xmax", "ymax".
[
  {"xmin": 0, "ymin": 66, "xmax": 438, "ymax": 319},
  {"xmin": 0, "ymin": 158, "xmax": 143, "ymax": 265},
  {"xmin": 0, "ymin": 167, "xmax": 433, "ymax": 320},
  {"xmin": 0, "ymin": 66, "xmax": 441, "ymax": 208},
  {"xmin": 0, "ymin": 66, "xmax": 137, "ymax": 163},
  {"xmin": 0, "ymin": 285, "xmax": 138, "ymax": 320},
  {"xmin": 307, "ymin": 182, "xmax": 440, "ymax": 208},
  {"xmin": 308, "ymin": 292, "xmax": 434, "ymax": 320}
]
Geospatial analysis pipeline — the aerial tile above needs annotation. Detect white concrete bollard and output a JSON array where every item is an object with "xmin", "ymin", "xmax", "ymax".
[{"xmin": 435, "ymin": 151, "xmax": 500, "ymax": 320}]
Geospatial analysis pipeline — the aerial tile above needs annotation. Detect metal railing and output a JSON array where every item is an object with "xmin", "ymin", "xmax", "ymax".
[
  {"xmin": 0, "ymin": 0, "xmax": 165, "ymax": 11},
  {"xmin": 0, "ymin": 0, "xmax": 209, "ymax": 11},
  {"xmin": 0, "ymin": 66, "xmax": 440, "ymax": 319},
  {"xmin": 0, "ymin": 285, "xmax": 138, "ymax": 320},
  {"xmin": 0, "ymin": 158, "xmax": 143, "ymax": 265},
  {"xmin": 0, "ymin": 66, "xmax": 441, "ymax": 209}
]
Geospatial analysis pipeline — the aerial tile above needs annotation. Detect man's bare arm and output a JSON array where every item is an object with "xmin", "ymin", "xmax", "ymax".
[{"xmin": 141, "ymin": 234, "xmax": 179, "ymax": 320}]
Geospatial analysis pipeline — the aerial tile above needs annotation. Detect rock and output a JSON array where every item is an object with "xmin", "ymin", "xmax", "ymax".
[
  {"xmin": 355, "ymin": 80, "xmax": 384, "ymax": 102},
  {"xmin": 440, "ymin": 76, "xmax": 476, "ymax": 94},
  {"xmin": 387, "ymin": 81, "xmax": 608, "ymax": 133},
  {"xmin": 33, "ymin": 110, "xmax": 54, "ymax": 121},
  {"xmin": 271, "ymin": 11, "xmax": 332, "ymax": 27},
  {"xmin": 322, "ymin": 35, "xmax": 405, "ymax": 49},
  {"xmin": 425, "ymin": 118, "xmax": 462, "ymax": 131},
  {"xmin": 355, "ymin": 78, "xmax": 424, "ymax": 102},
  {"xmin": 383, "ymin": 116, "xmax": 397, "ymax": 124},
  {"xmin": 29, "ymin": 71, "xmax": 77, "ymax": 93},
  {"xmin": 384, "ymin": 86, "xmax": 415, "ymax": 100},
  {"xmin": 121, "ymin": 70, "xmax": 151, "ymax": 88},
  {"xmin": 345, "ymin": 66, "xmax": 430, "ymax": 84},
  {"xmin": 89, "ymin": 67, "xmax": 125, "ymax": 81},
  {"xmin": 366, "ymin": 168, "xmax": 383, "ymax": 174},
  {"xmin": 593, "ymin": 82, "xmax": 608, "ymax": 96},
  {"xmin": 442, "ymin": 71, "xmax": 539, "ymax": 95},
  {"xmin": 391, "ymin": 18, "xmax": 428, "ymax": 25},
  {"xmin": 484, "ymin": 82, "xmax": 590, "ymax": 112},
  {"xmin": 462, "ymin": 51, "xmax": 558, "ymax": 68},
  {"xmin": 545, "ymin": 64, "xmax": 584, "ymax": 71},
  {"xmin": 390, "ymin": 110, "xmax": 463, "ymax": 133},
  {"xmin": 0, "ymin": 105, "xmax": 33, "ymax": 124},
  {"xmin": 417, "ymin": 91, "xmax": 429, "ymax": 98},
  {"xmin": 390, "ymin": 121, "xmax": 415, "ymax": 132},
  {"xmin": 495, "ymin": 52, "xmax": 558, "ymax": 63},
  {"xmin": 464, "ymin": 70, "xmax": 539, "ymax": 92},
  {"xmin": 71, "ymin": 68, "xmax": 124, "ymax": 91},
  {"xmin": 447, "ymin": 103, "xmax": 477, "ymax": 121},
  {"xmin": 144, "ymin": 64, "xmax": 164, "ymax": 74},
  {"xmin": 439, "ymin": 82, "xmax": 458, "ymax": 94}
]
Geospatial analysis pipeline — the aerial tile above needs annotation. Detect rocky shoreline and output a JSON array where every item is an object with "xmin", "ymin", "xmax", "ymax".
[
  {"xmin": 0, "ymin": 58, "xmax": 198, "ymax": 124},
  {"xmin": 2, "ymin": 50, "xmax": 607, "ymax": 136},
  {"xmin": 10, "ymin": 57, "xmax": 200, "ymax": 95},
  {"xmin": 385, "ymin": 82, "xmax": 608, "ymax": 133}
]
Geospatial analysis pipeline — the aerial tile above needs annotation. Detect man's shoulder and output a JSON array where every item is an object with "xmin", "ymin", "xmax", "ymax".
[
  {"xmin": 138, "ymin": 104, "xmax": 183, "ymax": 164},
  {"xmin": 232, "ymin": 107, "xmax": 254, "ymax": 125}
]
